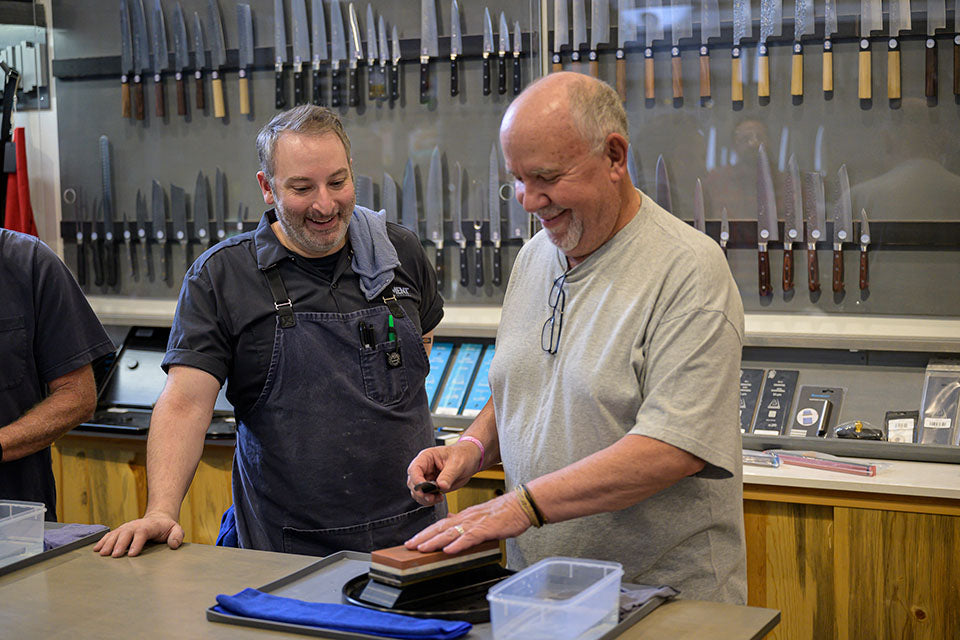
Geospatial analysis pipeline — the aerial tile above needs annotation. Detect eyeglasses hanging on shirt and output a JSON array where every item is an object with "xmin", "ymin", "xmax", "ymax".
[{"xmin": 541, "ymin": 271, "xmax": 569, "ymax": 355}]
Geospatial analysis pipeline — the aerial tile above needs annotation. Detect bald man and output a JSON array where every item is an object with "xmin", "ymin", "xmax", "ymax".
[{"xmin": 406, "ymin": 73, "xmax": 747, "ymax": 603}]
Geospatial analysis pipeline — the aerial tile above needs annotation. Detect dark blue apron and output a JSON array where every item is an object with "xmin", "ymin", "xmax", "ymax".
[{"xmin": 231, "ymin": 264, "xmax": 440, "ymax": 555}]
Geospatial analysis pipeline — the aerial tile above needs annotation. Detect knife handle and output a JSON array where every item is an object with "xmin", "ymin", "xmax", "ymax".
[
  {"xmin": 513, "ymin": 56, "xmax": 521, "ymax": 95},
  {"xmin": 925, "ymin": 37, "xmax": 938, "ymax": 99},
  {"xmin": 475, "ymin": 240, "xmax": 484, "ymax": 287},
  {"xmin": 296, "ymin": 69, "xmax": 305, "ymax": 106},
  {"xmin": 239, "ymin": 73, "xmax": 251, "ymax": 115},
  {"xmin": 368, "ymin": 64, "xmax": 376, "ymax": 100},
  {"xmin": 176, "ymin": 73, "xmax": 187, "ymax": 116},
  {"xmin": 832, "ymin": 249, "xmax": 844, "ymax": 293},
  {"xmin": 552, "ymin": 52, "xmax": 563, "ymax": 73},
  {"xmin": 859, "ymin": 249, "xmax": 869, "ymax": 290},
  {"xmin": 332, "ymin": 67, "xmax": 343, "ymax": 107},
  {"xmin": 758, "ymin": 44, "xmax": 770, "ymax": 98},
  {"xmin": 791, "ymin": 43, "xmax": 804, "ymax": 97},
  {"xmin": 782, "ymin": 247, "xmax": 794, "ymax": 292},
  {"xmin": 276, "ymin": 69, "xmax": 286, "ymax": 109},
  {"xmin": 858, "ymin": 39, "xmax": 872, "ymax": 100},
  {"xmin": 435, "ymin": 247, "xmax": 444, "ymax": 292},
  {"xmin": 212, "ymin": 71, "xmax": 226, "ymax": 118},
  {"xmin": 93, "ymin": 239, "xmax": 104, "ymax": 287},
  {"xmin": 954, "ymin": 37, "xmax": 960, "ymax": 96},
  {"xmin": 195, "ymin": 70, "xmax": 205, "ymax": 110},
  {"xmin": 699, "ymin": 46, "xmax": 711, "ymax": 102},
  {"xmin": 671, "ymin": 48, "xmax": 683, "ymax": 99},
  {"xmin": 134, "ymin": 75, "xmax": 145, "ymax": 120},
  {"xmin": 807, "ymin": 247, "xmax": 820, "ymax": 292},
  {"xmin": 459, "ymin": 247, "xmax": 468, "ymax": 287},
  {"xmin": 822, "ymin": 41, "xmax": 833, "ymax": 93},
  {"xmin": 420, "ymin": 61, "xmax": 430, "ymax": 102},
  {"xmin": 498, "ymin": 56, "xmax": 507, "ymax": 93},
  {"xmin": 161, "ymin": 243, "xmax": 170, "ymax": 285},
  {"xmin": 349, "ymin": 67, "xmax": 359, "ymax": 107},
  {"xmin": 128, "ymin": 241, "xmax": 138, "ymax": 281},
  {"xmin": 588, "ymin": 51, "xmax": 599, "ymax": 79},
  {"xmin": 483, "ymin": 56, "xmax": 491, "ymax": 95},
  {"xmin": 616, "ymin": 52, "xmax": 627, "ymax": 101},
  {"xmin": 731, "ymin": 48, "xmax": 743, "ymax": 103},
  {"xmin": 313, "ymin": 68, "xmax": 323, "ymax": 105},
  {"xmin": 492, "ymin": 247, "xmax": 501, "ymax": 287},
  {"xmin": 105, "ymin": 240, "xmax": 118, "ymax": 288},
  {"xmin": 121, "ymin": 76, "xmax": 131, "ymax": 118},
  {"xmin": 644, "ymin": 49, "xmax": 655, "ymax": 100},
  {"xmin": 390, "ymin": 64, "xmax": 399, "ymax": 102},
  {"xmin": 154, "ymin": 75, "xmax": 165, "ymax": 118},
  {"xmin": 76, "ymin": 241, "xmax": 87, "ymax": 287},
  {"xmin": 887, "ymin": 39, "xmax": 901, "ymax": 99},
  {"xmin": 758, "ymin": 248, "xmax": 771, "ymax": 297}
]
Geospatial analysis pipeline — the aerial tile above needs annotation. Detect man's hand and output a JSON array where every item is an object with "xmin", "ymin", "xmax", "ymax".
[
  {"xmin": 407, "ymin": 441, "xmax": 482, "ymax": 506},
  {"xmin": 93, "ymin": 512, "xmax": 184, "ymax": 557},
  {"xmin": 404, "ymin": 491, "xmax": 531, "ymax": 554}
]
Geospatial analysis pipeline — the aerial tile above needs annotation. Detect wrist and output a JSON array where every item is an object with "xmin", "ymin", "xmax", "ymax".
[
  {"xmin": 514, "ymin": 484, "xmax": 546, "ymax": 528},
  {"xmin": 456, "ymin": 435, "xmax": 485, "ymax": 472}
]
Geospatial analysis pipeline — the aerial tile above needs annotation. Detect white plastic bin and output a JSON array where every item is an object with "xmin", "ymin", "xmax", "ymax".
[
  {"xmin": 0, "ymin": 500, "xmax": 45, "ymax": 568},
  {"xmin": 487, "ymin": 557, "xmax": 624, "ymax": 640}
]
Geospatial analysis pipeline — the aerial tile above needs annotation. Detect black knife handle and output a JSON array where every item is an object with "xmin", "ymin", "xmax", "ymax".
[
  {"xmin": 925, "ymin": 38, "xmax": 938, "ymax": 99},
  {"xmin": 498, "ymin": 56, "xmax": 506, "ymax": 94},
  {"xmin": 512, "ymin": 57, "xmax": 521, "ymax": 95},
  {"xmin": 134, "ymin": 76, "xmax": 145, "ymax": 120},
  {"xmin": 313, "ymin": 68, "xmax": 323, "ymax": 105},
  {"xmin": 276, "ymin": 70, "xmax": 286, "ymax": 108},
  {"xmin": 954, "ymin": 38, "xmax": 960, "ymax": 96},
  {"xmin": 420, "ymin": 62, "xmax": 429, "ymax": 102},
  {"xmin": 128, "ymin": 241, "xmax": 138, "ymax": 281},
  {"xmin": 76, "ymin": 242, "xmax": 87, "ymax": 287},
  {"xmin": 483, "ymin": 57, "xmax": 491, "ymax": 95},
  {"xmin": 390, "ymin": 63, "xmax": 399, "ymax": 102},
  {"xmin": 782, "ymin": 247, "xmax": 794, "ymax": 292},
  {"xmin": 758, "ymin": 249, "xmax": 771, "ymax": 297},
  {"xmin": 832, "ymin": 249, "xmax": 844, "ymax": 293},
  {"xmin": 458, "ymin": 247, "xmax": 468, "ymax": 286},
  {"xmin": 368, "ymin": 64, "xmax": 376, "ymax": 100},
  {"xmin": 475, "ymin": 244, "xmax": 484, "ymax": 287},
  {"xmin": 859, "ymin": 249, "xmax": 869, "ymax": 290},
  {"xmin": 93, "ymin": 239, "xmax": 104, "ymax": 287},
  {"xmin": 145, "ymin": 242, "xmax": 155, "ymax": 283},
  {"xmin": 450, "ymin": 57, "xmax": 459, "ymax": 96},
  {"xmin": 807, "ymin": 247, "xmax": 820, "ymax": 292},
  {"xmin": 295, "ymin": 69, "xmax": 304, "ymax": 105},
  {"xmin": 492, "ymin": 247, "xmax": 502, "ymax": 286},
  {"xmin": 349, "ymin": 67, "xmax": 359, "ymax": 107},
  {"xmin": 105, "ymin": 240, "xmax": 118, "ymax": 288},
  {"xmin": 332, "ymin": 67, "xmax": 343, "ymax": 107},
  {"xmin": 435, "ymin": 246, "xmax": 444, "ymax": 292},
  {"xmin": 195, "ymin": 70, "xmax": 205, "ymax": 110}
]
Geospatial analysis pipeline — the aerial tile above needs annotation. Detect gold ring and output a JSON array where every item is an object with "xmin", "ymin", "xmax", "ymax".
[{"xmin": 453, "ymin": 524, "xmax": 465, "ymax": 537}]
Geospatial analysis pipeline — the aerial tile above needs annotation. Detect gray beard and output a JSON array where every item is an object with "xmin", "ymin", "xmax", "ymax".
[
  {"xmin": 275, "ymin": 200, "xmax": 353, "ymax": 257},
  {"xmin": 548, "ymin": 214, "xmax": 583, "ymax": 253}
]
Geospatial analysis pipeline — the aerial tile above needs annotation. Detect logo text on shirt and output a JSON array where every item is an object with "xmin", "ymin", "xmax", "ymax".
[{"xmin": 392, "ymin": 286, "xmax": 411, "ymax": 298}]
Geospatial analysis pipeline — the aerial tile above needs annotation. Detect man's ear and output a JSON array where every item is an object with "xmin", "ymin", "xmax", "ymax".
[
  {"xmin": 256, "ymin": 171, "xmax": 275, "ymax": 206},
  {"xmin": 604, "ymin": 133, "xmax": 629, "ymax": 180}
]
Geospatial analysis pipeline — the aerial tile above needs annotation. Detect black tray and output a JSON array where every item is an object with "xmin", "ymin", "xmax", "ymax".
[{"xmin": 0, "ymin": 522, "xmax": 109, "ymax": 578}]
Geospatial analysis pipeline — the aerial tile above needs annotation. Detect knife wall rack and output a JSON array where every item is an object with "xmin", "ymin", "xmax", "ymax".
[{"xmin": 692, "ymin": 219, "xmax": 960, "ymax": 249}]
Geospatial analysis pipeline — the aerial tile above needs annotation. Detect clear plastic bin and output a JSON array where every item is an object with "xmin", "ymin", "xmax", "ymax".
[
  {"xmin": 0, "ymin": 500, "xmax": 46, "ymax": 568},
  {"xmin": 487, "ymin": 557, "xmax": 624, "ymax": 640}
]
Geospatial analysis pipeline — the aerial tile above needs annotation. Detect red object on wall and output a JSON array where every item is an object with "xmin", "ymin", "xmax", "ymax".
[{"xmin": 3, "ymin": 127, "xmax": 37, "ymax": 236}]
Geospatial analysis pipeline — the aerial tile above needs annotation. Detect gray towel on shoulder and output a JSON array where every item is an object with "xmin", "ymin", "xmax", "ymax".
[{"xmin": 348, "ymin": 205, "xmax": 400, "ymax": 301}]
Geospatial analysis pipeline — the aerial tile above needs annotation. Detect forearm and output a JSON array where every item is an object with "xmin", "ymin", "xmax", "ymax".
[{"xmin": 459, "ymin": 398, "xmax": 501, "ymax": 469}]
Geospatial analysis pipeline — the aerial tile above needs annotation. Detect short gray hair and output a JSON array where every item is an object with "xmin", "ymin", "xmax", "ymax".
[
  {"xmin": 257, "ymin": 105, "xmax": 352, "ymax": 184},
  {"xmin": 566, "ymin": 78, "xmax": 629, "ymax": 153}
]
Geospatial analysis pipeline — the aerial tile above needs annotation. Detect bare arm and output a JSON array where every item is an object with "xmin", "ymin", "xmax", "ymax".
[
  {"xmin": 94, "ymin": 365, "xmax": 220, "ymax": 557},
  {"xmin": 0, "ymin": 364, "xmax": 97, "ymax": 461}
]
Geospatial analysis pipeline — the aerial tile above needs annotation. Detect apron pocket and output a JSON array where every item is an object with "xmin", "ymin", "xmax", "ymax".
[
  {"xmin": 0, "ymin": 315, "xmax": 27, "ymax": 390},
  {"xmin": 281, "ymin": 504, "xmax": 438, "ymax": 557},
  {"xmin": 358, "ymin": 340, "xmax": 409, "ymax": 406}
]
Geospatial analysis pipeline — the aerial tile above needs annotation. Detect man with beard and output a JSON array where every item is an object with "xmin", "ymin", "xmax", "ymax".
[
  {"xmin": 406, "ymin": 73, "xmax": 747, "ymax": 603},
  {"xmin": 97, "ymin": 106, "xmax": 444, "ymax": 557}
]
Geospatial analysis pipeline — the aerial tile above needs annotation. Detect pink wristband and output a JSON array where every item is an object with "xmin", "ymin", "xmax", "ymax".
[{"xmin": 458, "ymin": 436, "xmax": 485, "ymax": 472}]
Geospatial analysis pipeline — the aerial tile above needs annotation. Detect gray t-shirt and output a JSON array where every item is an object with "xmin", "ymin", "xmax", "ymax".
[{"xmin": 489, "ymin": 193, "xmax": 747, "ymax": 604}]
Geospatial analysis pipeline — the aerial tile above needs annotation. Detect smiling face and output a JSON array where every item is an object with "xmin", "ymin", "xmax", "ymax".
[{"xmin": 257, "ymin": 131, "xmax": 356, "ymax": 258}]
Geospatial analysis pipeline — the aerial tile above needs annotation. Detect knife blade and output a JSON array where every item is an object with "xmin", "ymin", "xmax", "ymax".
[
  {"xmin": 91, "ymin": 198, "xmax": 105, "ymax": 287},
  {"xmin": 627, "ymin": 143, "xmax": 640, "ymax": 187},
  {"xmin": 887, "ymin": 0, "xmax": 910, "ymax": 100},
  {"xmin": 236, "ymin": 203, "xmax": 249, "ymax": 234},
  {"xmin": 213, "ymin": 168, "xmax": 229, "ymax": 238},
  {"xmin": 758, "ymin": 0, "xmax": 782, "ymax": 100},
  {"xmin": 207, "ymin": 0, "xmax": 226, "ymax": 118},
  {"xmin": 192, "ymin": 11, "xmax": 207, "ymax": 111},
  {"xmin": 170, "ymin": 183, "xmax": 188, "ymax": 273},
  {"xmin": 120, "ymin": 0, "xmax": 134, "ymax": 117},
  {"xmin": 644, "ymin": 0, "xmax": 665, "ymax": 100},
  {"xmin": 655, "ymin": 154, "xmax": 672, "ymax": 212},
  {"xmin": 194, "ymin": 171, "xmax": 210, "ymax": 248},
  {"xmin": 488, "ymin": 142, "xmax": 502, "ymax": 286},
  {"xmin": 420, "ymin": 0, "xmax": 439, "ymax": 103},
  {"xmin": 151, "ymin": 180, "xmax": 168, "ymax": 285},
  {"xmin": 833, "ymin": 164, "xmax": 852, "ymax": 293},
  {"xmin": 782, "ymin": 155, "xmax": 803, "ymax": 292},
  {"xmin": 312, "ymin": 0, "xmax": 328, "ymax": 105},
  {"xmin": 507, "ymin": 182, "xmax": 530, "ymax": 245},
  {"xmin": 859, "ymin": 209, "xmax": 870, "ymax": 290},
  {"xmin": 572, "ymin": 0, "xmax": 587, "ymax": 64},
  {"xmin": 401, "ymin": 158, "xmax": 419, "ymax": 236},
  {"xmin": 135, "ymin": 190, "xmax": 153, "ymax": 282},
  {"xmin": 151, "ymin": 0, "xmax": 169, "ymax": 118},
  {"xmin": 356, "ymin": 174, "xmax": 374, "ymax": 209},
  {"xmin": 390, "ymin": 24, "xmax": 401, "ymax": 103},
  {"xmin": 589, "ymin": 0, "xmax": 610, "ymax": 79},
  {"xmin": 122, "ymin": 212, "xmax": 137, "ymax": 281},
  {"xmin": 791, "ymin": 0, "xmax": 814, "ymax": 100},
  {"xmin": 693, "ymin": 178, "xmax": 707, "ymax": 235},
  {"xmin": 617, "ymin": 0, "xmax": 637, "ymax": 100},
  {"xmin": 926, "ymin": 0, "xmax": 946, "ymax": 98},
  {"xmin": 451, "ymin": 162, "xmax": 467, "ymax": 286},
  {"xmin": 131, "ymin": 0, "xmax": 150, "ymax": 119},
  {"xmin": 756, "ymin": 144, "xmax": 778, "ymax": 297},
  {"xmin": 858, "ymin": 0, "xmax": 882, "ymax": 100},
  {"xmin": 823, "ymin": 0, "xmax": 838, "ymax": 94},
  {"xmin": 498, "ymin": 12, "xmax": 509, "ymax": 92},
  {"xmin": 377, "ymin": 14, "xmax": 389, "ymax": 99},
  {"xmin": 347, "ymin": 3, "xmax": 363, "ymax": 107},
  {"xmin": 100, "ymin": 136, "xmax": 118, "ymax": 288},
  {"xmin": 382, "ymin": 172, "xmax": 398, "ymax": 225},
  {"xmin": 237, "ymin": 3, "xmax": 254, "ymax": 115},
  {"xmin": 719, "ymin": 206, "xmax": 730, "ymax": 256},
  {"xmin": 425, "ymin": 147, "xmax": 444, "ymax": 290},
  {"xmin": 366, "ymin": 4, "xmax": 378, "ymax": 100},
  {"xmin": 732, "ymin": 0, "xmax": 751, "ymax": 104},
  {"xmin": 699, "ymin": 0, "xmax": 720, "ymax": 104},
  {"xmin": 553, "ymin": 0, "xmax": 569, "ymax": 72},
  {"xmin": 450, "ymin": 0, "xmax": 462, "ymax": 96},
  {"xmin": 74, "ymin": 192, "xmax": 87, "ymax": 286},
  {"xmin": 330, "ymin": 0, "xmax": 346, "ymax": 107},
  {"xmin": 482, "ymin": 8, "xmax": 494, "ymax": 95},
  {"xmin": 669, "ymin": 0, "xmax": 691, "ymax": 101},
  {"xmin": 513, "ymin": 21, "xmax": 523, "ymax": 95},
  {"xmin": 172, "ymin": 3, "xmax": 190, "ymax": 116},
  {"xmin": 274, "ymin": 0, "xmax": 288, "ymax": 108},
  {"xmin": 801, "ymin": 170, "xmax": 824, "ymax": 292}
]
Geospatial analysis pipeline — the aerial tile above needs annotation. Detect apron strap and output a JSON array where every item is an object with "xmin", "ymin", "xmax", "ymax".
[
  {"xmin": 263, "ymin": 265, "xmax": 297, "ymax": 328},
  {"xmin": 381, "ymin": 294, "xmax": 406, "ymax": 319}
]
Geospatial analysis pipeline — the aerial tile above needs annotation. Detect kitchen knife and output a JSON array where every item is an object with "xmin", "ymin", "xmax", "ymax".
[
  {"xmin": 356, "ymin": 174, "xmax": 374, "ymax": 209},
  {"xmin": 172, "ymin": 2, "xmax": 190, "ymax": 116},
  {"xmin": 136, "ymin": 190, "xmax": 154, "ymax": 282},
  {"xmin": 791, "ymin": 0, "xmax": 814, "ymax": 100},
  {"xmin": 589, "ymin": 0, "xmax": 610, "ymax": 79},
  {"xmin": 214, "ymin": 168, "xmax": 230, "ymax": 238},
  {"xmin": 390, "ymin": 24, "xmax": 401, "ymax": 103},
  {"xmin": 732, "ymin": 0, "xmax": 751, "ymax": 104},
  {"xmin": 100, "ymin": 136, "xmax": 118, "ymax": 288},
  {"xmin": 366, "ymin": 4, "xmax": 378, "ymax": 100},
  {"xmin": 382, "ymin": 172, "xmax": 398, "ymax": 225},
  {"xmin": 425, "ymin": 147, "xmax": 444, "ymax": 290},
  {"xmin": 823, "ymin": 0, "xmax": 838, "ymax": 93},
  {"xmin": 756, "ymin": 144, "xmax": 779, "ymax": 297},
  {"xmin": 627, "ymin": 143, "xmax": 640, "ymax": 186},
  {"xmin": 120, "ymin": 0, "xmax": 134, "ymax": 117},
  {"xmin": 451, "ymin": 162, "xmax": 467, "ymax": 286},
  {"xmin": 482, "ymin": 8, "xmax": 494, "ymax": 95},
  {"xmin": 655, "ymin": 154, "xmax": 673, "ymax": 212},
  {"xmin": 693, "ymin": 178, "xmax": 707, "ymax": 235},
  {"xmin": 449, "ymin": 0, "xmax": 462, "ymax": 96},
  {"xmin": 236, "ymin": 203, "xmax": 249, "ymax": 235},
  {"xmin": 192, "ymin": 11, "xmax": 207, "ymax": 110},
  {"xmin": 274, "ymin": 0, "xmax": 288, "ymax": 108},
  {"xmin": 954, "ymin": 0, "xmax": 959, "ymax": 97},
  {"xmin": 887, "ymin": 0, "xmax": 911, "ymax": 100},
  {"xmin": 498, "ymin": 12, "xmax": 509, "ymax": 92},
  {"xmin": 645, "ymin": 0, "xmax": 665, "ymax": 100},
  {"xmin": 858, "ymin": 209, "xmax": 870, "ymax": 290},
  {"xmin": 617, "ymin": 0, "xmax": 637, "ymax": 100},
  {"xmin": 330, "ymin": 0, "xmax": 346, "ymax": 107},
  {"xmin": 91, "ymin": 198, "xmax": 105, "ymax": 287},
  {"xmin": 122, "ymin": 212, "xmax": 137, "ymax": 281},
  {"xmin": 401, "ymin": 158, "xmax": 419, "ymax": 236},
  {"xmin": 312, "ymin": 0, "xmax": 328, "ymax": 105},
  {"xmin": 782, "ymin": 154, "xmax": 804, "ymax": 292},
  {"xmin": 670, "ymin": 0, "xmax": 692, "ymax": 101},
  {"xmin": 347, "ymin": 3, "xmax": 363, "ymax": 107},
  {"xmin": 719, "ymin": 206, "xmax": 730, "ymax": 256},
  {"xmin": 833, "ymin": 164, "xmax": 852, "ymax": 293},
  {"xmin": 858, "ymin": 0, "xmax": 882, "ymax": 100},
  {"xmin": 420, "ymin": 0, "xmax": 439, "ymax": 103},
  {"xmin": 553, "ymin": 0, "xmax": 569, "ymax": 72},
  {"xmin": 171, "ymin": 183, "xmax": 188, "ymax": 272},
  {"xmin": 131, "ymin": 0, "xmax": 150, "ymax": 119},
  {"xmin": 207, "ymin": 0, "xmax": 226, "ymax": 118},
  {"xmin": 801, "ymin": 171, "xmax": 824, "ymax": 292},
  {"xmin": 194, "ymin": 171, "xmax": 210, "ymax": 248},
  {"xmin": 151, "ymin": 0, "xmax": 169, "ymax": 118},
  {"xmin": 152, "ymin": 180, "xmax": 169, "ymax": 285},
  {"xmin": 758, "ymin": 0, "xmax": 782, "ymax": 100},
  {"xmin": 572, "ymin": 0, "xmax": 587, "ymax": 66},
  {"xmin": 926, "ymin": 0, "xmax": 946, "ymax": 98},
  {"xmin": 238, "ymin": 3, "xmax": 254, "ymax": 114},
  {"xmin": 488, "ymin": 142, "xmax": 502, "ymax": 286},
  {"xmin": 700, "ymin": 0, "xmax": 721, "ymax": 104},
  {"xmin": 507, "ymin": 182, "xmax": 530, "ymax": 246},
  {"xmin": 513, "ymin": 21, "xmax": 523, "ymax": 95},
  {"xmin": 377, "ymin": 15, "xmax": 388, "ymax": 99},
  {"xmin": 473, "ymin": 185, "xmax": 485, "ymax": 288},
  {"xmin": 74, "ymin": 193, "xmax": 87, "ymax": 286}
]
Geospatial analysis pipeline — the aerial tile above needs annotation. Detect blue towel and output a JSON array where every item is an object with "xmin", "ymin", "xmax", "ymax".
[
  {"xmin": 348, "ymin": 206, "xmax": 401, "ymax": 301},
  {"xmin": 215, "ymin": 504, "xmax": 238, "ymax": 548},
  {"xmin": 214, "ymin": 588, "xmax": 471, "ymax": 640}
]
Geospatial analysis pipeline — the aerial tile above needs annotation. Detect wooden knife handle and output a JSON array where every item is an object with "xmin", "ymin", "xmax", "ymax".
[
  {"xmin": 450, "ymin": 57, "xmax": 459, "ymax": 96},
  {"xmin": 758, "ymin": 44, "xmax": 770, "ymax": 98},
  {"xmin": 275, "ymin": 69, "xmax": 286, "ymax": 108},
  {"xmin": 313, "ymin": 68, "xmax": 323, "ymax": 105},
  {"xmin": 195, "ymin": 70, "xmax": 205, "ymax": 110},
  {"xmin": 858, "ymin": 40, "xmax": 872, "ymax": 100},
  {"xmin": 731, "ymin": 48, "xmax": 743, "ymax": 103},
  {"xmin": 483, "ymin": 56, "xmax": 491, "ymax": 95},
  {"xmin": 212, "ymin": 72, "xmax": 225, "ymax": 118},
  {"xmin": 699, "ymin": 46, "xmax": 711, "ymax": 101},
  {"xmin": 807, "ymin": 247, "xmax": 820, "ymax": 292},
  {"xmin": 459, "ymin": 247, "xmax": 468, "ymax": 286},
  {"xmin": 589, "ymin": 55, "xmax": 599, "ymax": 79},
  {"xmin": 859, "ymin": 249, "xmax": 869, "ymax": 290},
  {"xmin": 134, "ymin": 77, "xmax": 145, "ymax": 120},
  {"xmin": 513, "ymin": 56, "xmax": 522, "ymax": 95},
  {"xmin": 758, "ymin": 249, "xmax": 772, "ymax": 296},
  {"xmin": 954, "ymin": 37, "xmax": 960, "ymax": 95},
  {"xmin": 822, "ymin": 42, "xmax": 833, "ymax": 93},
  {"xmin": 121, "ymin": 77, "xmax": 131, "ymax": 117},
  {"xmin": 645, "ymin": 49, "xmax": 655, "ymax": 99},
  {"xmin": 783, "ymin": 247, "xmax": 794, "ymax": 291},
  {"xmin": 791, "ymin": 43, "xmax": 804, "ymax": 97},
  {"xmin": 499, "ymin": 56, "xmax": 508, "ymax": 92},
  {"xmin": 492, "ymin": 246, "xmax": 502, "ymax": 286},
  {"xmin": 616, "ymin": 55, "xmax": 627, "ymax": 101},
  {"xmin": 176, "ymin": 74, "xmax": 187, "ymax": 116},
  {"xmin": 926, "ymin": 38, "xmax": 938, "ymax": 98},
  {"xmin": 435, "ymin": 246, "xmax": 444, "ymax": 292},
  {"xmin": 154, "ymin": 77, "xmax": 165, "ymax": 118},
  {"xmin": 832, "ymin": 249, "xmax": 844, "ymax": 293},
  {"xmin": 552, "ymin": 61, "xmax": 563, "ymax": 73},
  {"xmin": 888, "ymin": 42, "xmax": 901, "ymax": 100},
  {"xmin": 295, "ymin": 69, "xmax": 305, "ymax": 105},
  {"xmin": 671, "ymin": 49, "xmax": 683, "ymax": 99},
  {"xmin": 239, "ymin": 74, "xmax": 251, "ymax": 115},
  {"xmin": 390, "ymin": 64, "xmax": 399, "ymax": 102}
]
